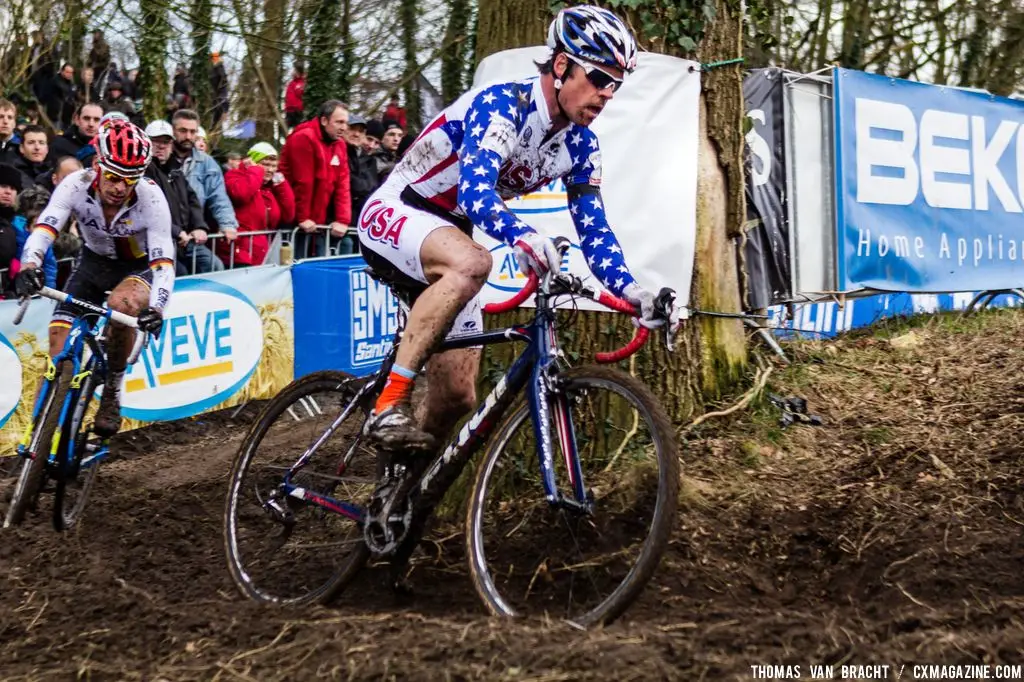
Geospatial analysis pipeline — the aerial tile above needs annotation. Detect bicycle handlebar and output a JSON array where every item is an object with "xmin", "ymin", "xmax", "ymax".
[
  {"xmin": 481, "ymin": 269, "xmax": 656, "ymax": 363},
  {"xmin": 482, "ymin": 273, "xmax": 539, "ymax": 314},
  {"xmin": 16, "ymin": 286, "xmax": 150, "ymax": 365}
]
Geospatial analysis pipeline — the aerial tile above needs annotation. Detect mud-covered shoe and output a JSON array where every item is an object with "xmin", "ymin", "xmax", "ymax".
[
  {"xmin": 363, "ymin": 403, "xmax": 436, "ymax": 452},
  {"xmin": 93, "ymin": 385, "xmax": 122, "ymax": 438}
]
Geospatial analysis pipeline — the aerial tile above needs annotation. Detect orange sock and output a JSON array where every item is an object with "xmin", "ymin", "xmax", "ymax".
[{"xmin": 375, "ymin": 370, "xmax": 415, "ymax": 413}]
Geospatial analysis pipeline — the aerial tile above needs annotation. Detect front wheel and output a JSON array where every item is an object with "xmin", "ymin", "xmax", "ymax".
[
  {"xmin": 465, "ymin": 365, "xmax": 679, "ymax": 627},
  {"xmin": 4, "ymin": 362, "xmax": 70, "ymax": 528},
  {"xmin": 223, "ymin": 370, "xmax": 377, "ymax": 605},
  {"xmin": 53, "ymin": 361, "xmax": 103, "ymax": 532}
]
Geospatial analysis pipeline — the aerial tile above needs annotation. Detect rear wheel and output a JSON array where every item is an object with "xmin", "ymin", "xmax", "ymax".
[
  {"xmin": 224, "ymin": 370, "xmax": 378, "ymax": 605},
  {"xmin": 53, "ymin": 362, "xmax": 103, "ymax": 531},
  {"xmin": 466, "ymin": 365, "xmax": 679, "ymax": 627},
  {"xmin": 4, "ymin": 362, "xmax": 70, "ymax": 528}
]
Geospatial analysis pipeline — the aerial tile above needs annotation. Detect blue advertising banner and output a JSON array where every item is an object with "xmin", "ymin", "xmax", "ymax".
[
  {"xmin": 292, "ymin": 257, "xmax": 399, "ymax": 378},
  {"xmin": 833, "ymin": 67, "xmax": 1024, "ymax": 292},
  {"xmin": 768, "ymin": 290, "xmax": 1023, "ymax": 338}
]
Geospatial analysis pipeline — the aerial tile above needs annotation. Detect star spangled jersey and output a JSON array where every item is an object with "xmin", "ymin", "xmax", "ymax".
[
  {"xmin": 391, "ymin": 76, "xmax": 636, "ymax": 296},
  {"xmin": 23, "ymin": 168, "xmax": 176, "ymax": 311}
]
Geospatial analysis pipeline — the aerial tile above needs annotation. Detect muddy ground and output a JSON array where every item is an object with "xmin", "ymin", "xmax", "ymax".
[{"xmin": 2, "ymin": 310, "xmax": 1024, "ymax": 681}]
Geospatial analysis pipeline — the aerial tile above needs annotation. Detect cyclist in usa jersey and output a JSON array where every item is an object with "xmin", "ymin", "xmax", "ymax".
[
  {"xmin": 16, "ymin": 120, "xmax": 173, "ymax": 437},
  {"xmin": 358, "ymin": 6, "xmax": 673, "ymax": 451}
]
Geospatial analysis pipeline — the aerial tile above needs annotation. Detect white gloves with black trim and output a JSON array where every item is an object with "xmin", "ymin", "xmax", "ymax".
[
  {"xmin": 513, "ymin": 231, "xmax": 562, "ymax": 276},
  {"xmin": 623, "ymin": 282, "xmax": 678, "ymax": 329}
]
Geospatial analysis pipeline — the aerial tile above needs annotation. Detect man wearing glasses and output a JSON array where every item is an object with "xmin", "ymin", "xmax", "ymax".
[
  {"xmin": 357, "ymin": 6, "xmax": 673, "ymax": 454},
  {"xmin": 16, "ymin": 120, "xmax": 173, "ymax": 437}
]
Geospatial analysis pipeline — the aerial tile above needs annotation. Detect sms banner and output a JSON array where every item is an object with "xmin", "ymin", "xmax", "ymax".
[
  {"xmin": 292, "ymin": 256, "xmax": 399, "ymax": 378},
  {"xmin": 834, "ymin": 67, "xmax": 1024, "ymax": 292}
]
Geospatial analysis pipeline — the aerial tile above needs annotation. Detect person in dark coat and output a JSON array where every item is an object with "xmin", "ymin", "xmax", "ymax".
[
  {"xmin": 46, "ymin": 63, "xmax": 78, "ymax": 130},
  {"xmin": 48, "ymin": 102, "xmax": 102, "ymax": 162},
  {"xmin": 9, "ymin": 125, "xmax": 50, "ymax": 188},
  {"xmin": 210, "ymin": 52, "xmax": 230, "ymax": 127},
  {"xmin": 87, "ymin": 29, "xmax": 110, "ymax": 78}
]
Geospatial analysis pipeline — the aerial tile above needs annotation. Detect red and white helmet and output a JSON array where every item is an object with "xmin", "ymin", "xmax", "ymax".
[{"xmin": 95, "ymin": 120, "xmax": 152, "ymax": 177}]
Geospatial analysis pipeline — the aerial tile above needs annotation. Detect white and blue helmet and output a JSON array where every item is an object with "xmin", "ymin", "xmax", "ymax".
[{"xmin": 547, "ymin": 6, "xmax": 638, "ymax": 73}]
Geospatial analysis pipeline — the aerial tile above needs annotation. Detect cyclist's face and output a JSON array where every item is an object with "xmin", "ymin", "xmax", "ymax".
[
  {"xmin": 0, "ymin": 184, "xmax": 16, "ymax": 208},
  {"xmin": 94, "ymin": 164, "xmax": 135, "ymax": 204},
  {"xmin": 20, "ymin": 131, "xmax": 48, "ymax": 163},
  {"xmin": 554, "ymin": 53, "xmax": 622, "ymax": 127},
  {"xmin": 0, "ymin": 107, "xmax": 14, "ymax": 138}
]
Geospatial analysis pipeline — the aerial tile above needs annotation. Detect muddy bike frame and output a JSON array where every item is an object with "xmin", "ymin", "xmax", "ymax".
[
  {"xmin": 273, "ymin": 268, "xmax": 653, "ymax": 535},
  {"xmin": 11, "ymin": 288, "xmax": 146, "ymax": 502}
]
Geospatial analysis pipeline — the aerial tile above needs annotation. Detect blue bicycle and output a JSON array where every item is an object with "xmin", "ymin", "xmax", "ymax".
[
  {"xmin": 3, "ymin": 286, "xmax": 147, "ymax": 531},
  {"xmin": 224, "ymin": 248, "xmax": 680, "ymax": 626}
]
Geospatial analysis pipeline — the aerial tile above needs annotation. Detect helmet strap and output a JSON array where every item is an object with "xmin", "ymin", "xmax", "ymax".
[{"xmin": 553, "ymin": 64, "xmax": 571, "ymax": 122}]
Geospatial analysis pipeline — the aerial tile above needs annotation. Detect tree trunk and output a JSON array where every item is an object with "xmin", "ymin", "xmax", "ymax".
[
  {"xmin": 441, "ymin": 0, "xmax": 471, "ymax": 105},
  {"xmin": 474, "ymin": 0, "xmax": 547, "ymax": 67},
  {"xmin": 138, "ymin": 0, "xmax": 170, "ymax": 122},
  {"xmin": 473, "ymin": 0, "xmax": 747, "ymax": 424},
  {"xmin": 337, "ymin": 0, "xmax": 353, "ymax": 101},
  {"xmin": 190, "ymin": 0, "xmax": 213, "ymax": 125},
  {"xmin": 304, "ymin": 0, "xmax": 341, "ymax": 118},
  {"xmin": 400, "ymin": 0, "xmax": 422, "ymax": 130},
  {"xmin": 257, "ymin": 0, "xmax": 287, "ymax": 141}
]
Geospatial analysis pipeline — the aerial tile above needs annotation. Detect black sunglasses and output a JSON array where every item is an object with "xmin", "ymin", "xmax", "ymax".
[{"xmin": 565, "ymin": 53, "xmax": 624, "ymax": 93}]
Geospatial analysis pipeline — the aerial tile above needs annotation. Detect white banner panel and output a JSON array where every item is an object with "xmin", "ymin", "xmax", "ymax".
[{"xmin": 472, "ymin": 47, "xmax": 700, "ymax": 312}]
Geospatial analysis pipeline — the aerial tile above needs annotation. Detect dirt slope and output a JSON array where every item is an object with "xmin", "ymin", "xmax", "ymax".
[{"xmin": 1, "ymin": 310, "xmax": 1023, "ymax": 681}]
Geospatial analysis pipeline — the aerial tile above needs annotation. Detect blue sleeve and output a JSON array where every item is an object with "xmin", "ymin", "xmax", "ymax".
[
  {"xmin": 13, "ymin": 216, "xmax": 57, "ymax": 287},
  {"xmin": 456, "ymin": 83, "xmax": 532, "ymax": 245},
  {"xmin": 202, "ymin": 157, "xmax": 239, "ymax": 229},
  {"xmin": 563, "ymin": 129, "xmax": 635, "ymax": 297},
  {"xmin": 43, "ymin": 248, "xmax": 57, "ymax": 287}
]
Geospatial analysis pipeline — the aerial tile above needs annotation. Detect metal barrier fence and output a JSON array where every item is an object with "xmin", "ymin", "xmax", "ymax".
[
  {"xmin": 182, "ymin": 225, "xmax": 362, "ymax": 272},
  {"xmin": 1, "ymin": 225, "xmax": 363, "ymax": 293}
]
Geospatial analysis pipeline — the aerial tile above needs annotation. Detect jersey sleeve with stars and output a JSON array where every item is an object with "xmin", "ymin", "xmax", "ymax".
[
  {"xmin": 456, "ymin": 83, "xmax": 534, "ymax": 246},
  {"xmin": 564, "ymin": 128, "xmax": 635, "ymax": 297}
]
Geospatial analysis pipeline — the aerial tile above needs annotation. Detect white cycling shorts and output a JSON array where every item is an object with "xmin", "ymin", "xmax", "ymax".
[{"xmin": 357, "ymin": 180, "xmax": 483, "ymax": 342}]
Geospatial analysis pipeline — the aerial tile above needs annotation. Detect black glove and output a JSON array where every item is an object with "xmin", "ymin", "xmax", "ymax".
[
  {"xmin": 137, "ymin": 307, "xmax": 165, "ymax": 337},
  {"xmin": 14, "ymin": 267, "xmax": 44, "ymax": 298}
]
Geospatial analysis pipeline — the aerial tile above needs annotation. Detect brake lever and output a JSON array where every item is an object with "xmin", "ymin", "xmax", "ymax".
[{"xmin": 655, "ymin": 288, "xmax": 678, "ymax": 352}]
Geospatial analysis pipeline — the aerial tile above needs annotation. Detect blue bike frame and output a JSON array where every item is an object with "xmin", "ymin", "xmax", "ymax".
[
  {"xmin": 18, "ymin": 293, "xmax": 119, "ymax": 474},
  {"xmin": 279, "ymin": 286, "xmax": 588, "ymax": 522}
]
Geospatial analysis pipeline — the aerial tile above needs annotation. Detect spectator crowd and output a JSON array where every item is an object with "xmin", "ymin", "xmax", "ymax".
[{"xmin": 0, "ymin": 28, "xmax": 421, "ymax": 297}]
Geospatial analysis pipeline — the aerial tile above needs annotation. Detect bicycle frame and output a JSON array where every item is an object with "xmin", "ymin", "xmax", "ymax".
[
  {"xmin": 278, "ymin": 282, "xmax": 590, "ymax": 523},
  {"xmin": 16, "ymin": 290, "xmax": 136, "ymax": 474}
]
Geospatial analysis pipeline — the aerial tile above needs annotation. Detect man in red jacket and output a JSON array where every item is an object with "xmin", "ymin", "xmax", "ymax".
[
  {"xmin": 284, "ymin": 64, "xmax": 306, "ymax": 130},
  {"xmin": 278, "ymin": 99, "xmax": 352, "ymax": 258},
  {"xmin": 382, "ymin": 93, "xmax": 407, "ymax": 130}
]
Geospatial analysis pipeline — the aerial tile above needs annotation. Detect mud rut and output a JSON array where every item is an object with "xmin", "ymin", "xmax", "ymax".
[{"xmin": 3, "ymin": 314, "xmax": 1024, "ymax": 681}]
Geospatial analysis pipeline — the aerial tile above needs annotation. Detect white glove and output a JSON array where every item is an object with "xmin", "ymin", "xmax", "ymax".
[
  {"xmin": 623, "ymin": 282, "xmax": 666, "ymax": 329},
  {"xmin": 271, "ymin": 172, "xmax": 286, "ymax": 185},
  {"xmin": 513, "ymin": 231, "xmax": 561, "ymax": 276}
]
